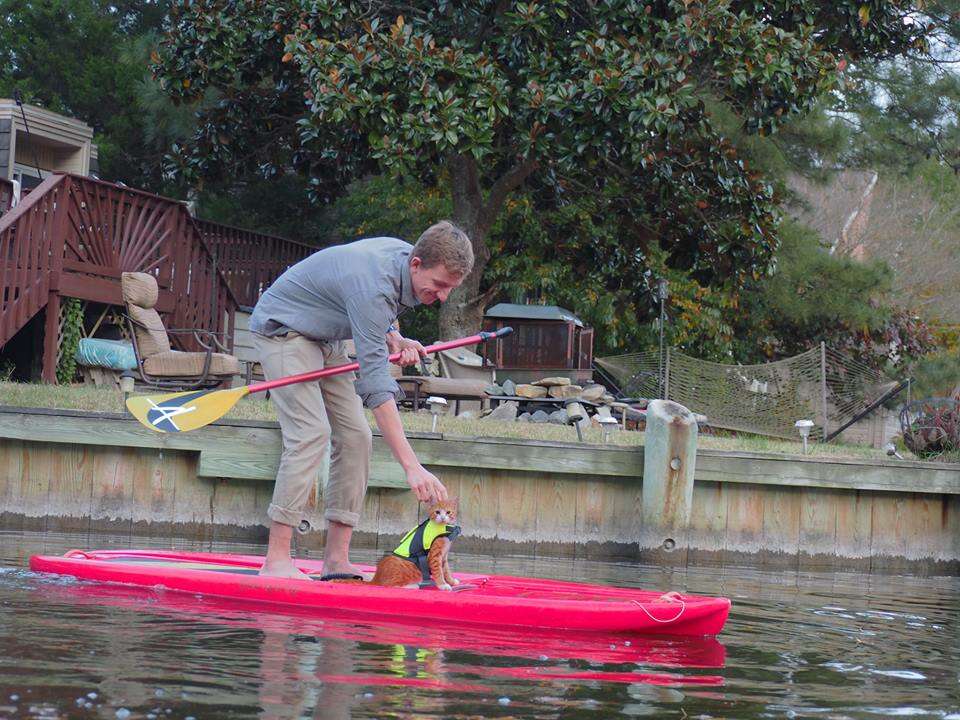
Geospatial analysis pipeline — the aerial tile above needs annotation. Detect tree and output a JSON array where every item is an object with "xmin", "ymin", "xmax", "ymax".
[
  {"xmin": 730, "ymin": 220, "xmax": 935, "ymax": 373},
  {"xmin": 0, "ymin": 0, "xmax": 171, "ymax": 186},
  {"xmin": 858, "ymin": 162, "xmax": 960, "ymax": 324},
  {"xmin": 832, "ymin": 2, "xmax": 960, "ymax": 175},
  {"xmin": 153, "ymin": 0, "xmax": 932, "ymax": 338}
]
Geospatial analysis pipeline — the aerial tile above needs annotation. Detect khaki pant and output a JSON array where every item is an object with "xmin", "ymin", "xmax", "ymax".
[{"xmin": 253, "ymin": 332, "xmax": 373, "ymax": 528}]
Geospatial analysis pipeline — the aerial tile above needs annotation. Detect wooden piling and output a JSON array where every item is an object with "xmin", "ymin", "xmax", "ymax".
[{"xmin": 641, "ymin": 399, "xmax": 698, "ymax": 554}]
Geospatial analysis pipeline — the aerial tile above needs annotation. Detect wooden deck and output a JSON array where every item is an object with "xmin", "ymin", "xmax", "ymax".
[{"xmin": 0, "ymin": 173, "xmax": 314, "ymax": 381}]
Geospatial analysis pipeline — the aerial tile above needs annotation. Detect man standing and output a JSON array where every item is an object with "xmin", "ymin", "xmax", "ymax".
[{"xmin": 249, "ymin": 221, "xmax": 473, "ymax": 579}]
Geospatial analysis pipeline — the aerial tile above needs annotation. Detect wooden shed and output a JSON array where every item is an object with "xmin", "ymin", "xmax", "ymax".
[{"xmin": 480, "ymin": 303, "xmax": 593, "ymax": 384}]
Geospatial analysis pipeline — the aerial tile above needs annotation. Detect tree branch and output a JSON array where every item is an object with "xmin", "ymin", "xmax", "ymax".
[
  {"xmin": 478, "ymin": 156, "xmax": 539, "ymax": 236},
  {"xmin": 466, "ymin": 281, "xmax": 501, "ymax": 309}
]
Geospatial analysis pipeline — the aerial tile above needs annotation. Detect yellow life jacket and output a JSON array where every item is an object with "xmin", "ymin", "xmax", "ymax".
[{"xmin": 393, "ymin": 518, "xmax": 461, "ymax": 583}]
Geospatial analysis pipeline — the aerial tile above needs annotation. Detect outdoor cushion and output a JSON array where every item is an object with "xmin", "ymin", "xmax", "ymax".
[
  {"xmin": 143, "ymin": 350, "xmax": 240, "ymax": 377},
  {"xmin": 121, "ymin": 271, "xmax": 159, "ymax": 309},
  {"xmin": 127, "ymin": 304, "xmax": 171, "ymax": 357},
  {"xmin": 75, "ymin": 338, "xmax": 137, "ymax": 371}
]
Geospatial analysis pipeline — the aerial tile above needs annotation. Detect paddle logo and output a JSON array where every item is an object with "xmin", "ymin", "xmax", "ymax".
[{"xmin": 145, "ymin": 390, "xmax": 207, "ymax": 432}]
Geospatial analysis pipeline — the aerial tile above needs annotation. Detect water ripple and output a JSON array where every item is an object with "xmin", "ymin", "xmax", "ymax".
[{"xmin": 0, "ymin": 531, "xmax": 957, "ymax": 720}]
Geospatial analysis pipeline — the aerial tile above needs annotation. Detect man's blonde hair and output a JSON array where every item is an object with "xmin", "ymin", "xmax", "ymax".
[{"xmin": 412, "ymin": 221, "xmax": 474, "ymax": 277}]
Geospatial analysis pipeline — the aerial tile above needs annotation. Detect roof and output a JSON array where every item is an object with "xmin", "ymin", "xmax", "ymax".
[{"xmin": 484, "ymin": 303, "xmax": 584, "ymax": 327}]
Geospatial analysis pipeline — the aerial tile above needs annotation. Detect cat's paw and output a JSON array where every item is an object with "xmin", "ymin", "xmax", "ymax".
[
  {"xmin": 437, "ymin": 582, "xmax": 453, "ymax": 591},
  {"xmin": 450, "ymin": 578, "xmax": 461, "ymax": 586}
]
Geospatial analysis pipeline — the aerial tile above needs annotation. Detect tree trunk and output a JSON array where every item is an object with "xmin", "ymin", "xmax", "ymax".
[
  {"xmin": 438, "ymin": 153, "xmax": 538, "ymax": 340},
  {"xmin": 438, "ymin": 154, "xmax": 491, "ymax": 340}
]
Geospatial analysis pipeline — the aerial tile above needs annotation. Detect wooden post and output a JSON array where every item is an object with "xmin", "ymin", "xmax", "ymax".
[
  {"xmin": 41, "ymin": 177, "xmax": 70, "ymax": 384},
  {"xmin": 820, "ymin": 342, "xmax": 829, "ymax": 441},
  {"xmin": 642, "ymin": 399, "xmax": 697, "ymax": 554},
  {"xmin": 41, "ymin": 292, "xmax": 60, "ymax": 383}
]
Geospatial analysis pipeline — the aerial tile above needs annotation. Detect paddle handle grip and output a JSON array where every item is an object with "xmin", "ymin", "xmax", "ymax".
[{"xmin": 247, "ymin": 326, "xmax": 513, "ymax": 395}]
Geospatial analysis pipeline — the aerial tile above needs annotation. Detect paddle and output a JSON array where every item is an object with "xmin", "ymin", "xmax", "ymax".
[{"xmin": 126, "ymin": 327, "xmax": 514, "ymax": 433}]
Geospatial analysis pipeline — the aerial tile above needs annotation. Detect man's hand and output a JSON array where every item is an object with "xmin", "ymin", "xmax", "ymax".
[
  {"xmin": 405, "ymin": 463, "xmax": 448, "ymax": 504},
  {"xmin": 387, "ymin": 331, "xmax": 427, "ymax": 367}
]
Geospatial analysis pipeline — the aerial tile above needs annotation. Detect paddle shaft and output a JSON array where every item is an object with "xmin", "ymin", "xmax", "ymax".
[{"xmin": 246, "ymin": 327, "xmax": 513, "ymax": 395}]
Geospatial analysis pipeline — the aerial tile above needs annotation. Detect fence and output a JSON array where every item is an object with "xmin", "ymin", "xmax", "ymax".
[{"xmin": 595, "ymin": 345, "xmax": 901, "ymax": 441}]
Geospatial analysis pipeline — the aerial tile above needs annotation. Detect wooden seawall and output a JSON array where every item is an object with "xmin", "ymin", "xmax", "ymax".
[{"xmin": 0, "ymin": 407, "xmax": 957, "ymax": 572}]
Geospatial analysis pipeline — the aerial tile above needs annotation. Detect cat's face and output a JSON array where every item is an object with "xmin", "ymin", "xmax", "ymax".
[{"xmin": 428, "ymin": 499, "xmax": 457, "ymax": 525}]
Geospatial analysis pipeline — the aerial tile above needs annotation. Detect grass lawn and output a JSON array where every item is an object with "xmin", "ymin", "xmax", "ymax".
[{"xmin": 0, "ymin": 380, "xmax": 916, "ymax": 462}]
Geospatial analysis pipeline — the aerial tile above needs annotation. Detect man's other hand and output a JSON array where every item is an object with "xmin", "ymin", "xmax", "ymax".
[{"xmin": 405, "ymin": 464, "xmax": 448, "ymax": 504}]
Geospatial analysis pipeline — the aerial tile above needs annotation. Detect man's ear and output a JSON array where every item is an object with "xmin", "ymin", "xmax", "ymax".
[{"xmin": 410, "ymin": 256, "xmax": 423, "ymax": 270}]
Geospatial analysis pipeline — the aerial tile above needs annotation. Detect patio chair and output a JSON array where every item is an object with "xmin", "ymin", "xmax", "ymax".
[
  {"xmin": 121, "ymin": 271, "xmax": 241, "ymax": 391},
  {"xmin": 398, "ymin": 345, "xmax": 494, "ymax": 415},
  {"xmin": 343, "ymin": 336, "xmax": 491, "ymax": 414}
]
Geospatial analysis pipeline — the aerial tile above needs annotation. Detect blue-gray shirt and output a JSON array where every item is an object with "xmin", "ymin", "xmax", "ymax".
[{"xmin": 249, "ymin": 237, "xmax": 420, "ymax": 409}]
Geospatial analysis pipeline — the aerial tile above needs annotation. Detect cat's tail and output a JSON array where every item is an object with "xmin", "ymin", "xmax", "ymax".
[{"xmin": 317, "ymin": 572, "xmax": 368, "ymax": 584}]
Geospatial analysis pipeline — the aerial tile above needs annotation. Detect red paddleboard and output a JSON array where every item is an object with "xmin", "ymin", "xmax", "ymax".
[{"xmin": 29, "ymin": 549, "xmax": 730, "ymax": 636}]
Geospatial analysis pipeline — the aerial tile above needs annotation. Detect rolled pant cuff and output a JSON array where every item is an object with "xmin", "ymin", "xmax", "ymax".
[
  {"xmin": 267, "ymin": 503, "xmax": 302, "ymax": 527},
  {"xmin": 324, "ymin": 508, "xmax": 360, "ymax": 528}
]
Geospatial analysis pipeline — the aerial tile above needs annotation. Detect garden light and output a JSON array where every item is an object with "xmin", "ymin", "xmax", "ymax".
[
  {"xmin": 599, "ymin": 416, "xmax": 619, "ymax": 444},
  {"xmin": 426, "ymin": 396, "xmax": 448, "ymax": 433},
  {"xmin": 795, "ymin": 419, "xmax": 815, "ymax": 454}
]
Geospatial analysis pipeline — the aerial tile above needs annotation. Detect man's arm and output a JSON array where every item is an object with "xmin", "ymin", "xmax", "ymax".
[
  {"xmin": 372, "ymin": 399, "xmax": 448, "ymax": 504},
  {"xmin": 345, "ymin": 295, "xmax": 445, "ymax": 503}
]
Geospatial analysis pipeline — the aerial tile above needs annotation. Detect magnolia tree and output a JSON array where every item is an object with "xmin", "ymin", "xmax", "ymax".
[{"xmin": 153, "ymin": 0, "xmax": 931, "ymax": 338}]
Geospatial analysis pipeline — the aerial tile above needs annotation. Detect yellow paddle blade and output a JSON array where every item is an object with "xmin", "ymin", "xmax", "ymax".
[{"xmin": 126, "ymin": 385, "xmax": 251, "ymax": 433}]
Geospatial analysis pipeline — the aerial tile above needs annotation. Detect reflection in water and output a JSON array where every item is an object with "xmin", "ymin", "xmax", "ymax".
[{"xmin": 0, "ymin": 531, "xmax": 958, "ymax": 719}]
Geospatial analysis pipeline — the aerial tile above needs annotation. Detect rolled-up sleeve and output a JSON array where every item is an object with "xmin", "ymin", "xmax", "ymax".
[{"xmin": 345, "ymin": 292, "xmax": 401, "ymax": 409}]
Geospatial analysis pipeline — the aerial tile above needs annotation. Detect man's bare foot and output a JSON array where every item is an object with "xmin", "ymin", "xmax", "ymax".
[
  {"xmin": 322, "ymin": 561, "xmax": 373, "ymax": 582},
  {"xmin": 259, "ymin": 559, "xmax": 311, "ymax": 579}
]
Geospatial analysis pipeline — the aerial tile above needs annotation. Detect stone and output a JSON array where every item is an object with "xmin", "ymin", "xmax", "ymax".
[
  {"xmin": 501, "ymin": 379, "xmax": 517, "ymax": 396},
  {"xmin": 517, "ymin": 412, "xmax": 531, "ymax": 423},
  {"xmin": 515, "ymin": 384, "xmax": 548, "ymax": 398},
  {"xmin": 486, "ymin": 401, "xmax": 518, "ymax": 422},
  {"xmin": 530, "ymin": 410, "xmax": 551, "ymax": 423},
  {"xmin": 532, "ymin": 376, "xmax": 571, "ymax": 387},
  {"xmin": 548, "ymin": 409, "xmax": 569, "ymax": 425},
  {"xmin": 595, "ymin": 405, "xmax": 612, "ymax": 419},
  {"xmin": 485, "ymin": 384, "xmax": 505, "ymax": 396},
  {"xmin": 602, "ymin": 393, "xmax": 616, "ymax": 404},
  {"xmin": 579, "ymin": 384, "xmax": 607, "ymax": 402},
  {"xmin": 548, "ymin": 384, "xmax": 582, "ymax": 399}
]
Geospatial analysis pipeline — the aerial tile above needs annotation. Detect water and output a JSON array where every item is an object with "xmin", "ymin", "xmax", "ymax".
[{"xmin": 0, "ymin": 530, "xmax": 957, "ymax": 719}]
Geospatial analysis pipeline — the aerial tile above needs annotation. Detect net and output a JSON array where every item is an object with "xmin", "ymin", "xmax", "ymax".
[{"xmin": 595, "ymin": 346, "xmax": 898, "ymax": 440}]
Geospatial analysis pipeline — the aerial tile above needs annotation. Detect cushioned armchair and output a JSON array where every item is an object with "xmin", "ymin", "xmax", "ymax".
[{"xmin": 121, "ymin": 271, "xmax": 240, "ymax": 390}]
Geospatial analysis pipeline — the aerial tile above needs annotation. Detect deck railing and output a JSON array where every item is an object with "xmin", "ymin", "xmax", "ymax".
[
  {"xmin": 0, "ymin": 174, "xmax": 236, "ymax": 379},
  {"xmin": 0, "ymin": 173, "xmax": 315, "ymax": 380},
  {"xmin": 194, "ymin": 219, "xmax": 315, "ymax": 308}
]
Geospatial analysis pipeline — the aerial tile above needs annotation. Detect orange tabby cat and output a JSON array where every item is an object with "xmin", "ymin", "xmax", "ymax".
[{"xmin": 369, "ymin": 499, "xmax": 461, "ymax": 590}]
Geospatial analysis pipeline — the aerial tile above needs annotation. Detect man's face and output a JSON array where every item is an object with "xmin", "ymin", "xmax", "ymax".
[{"xmin": 409, "ymin": 257, "xmax": 464, "ymax": 305}]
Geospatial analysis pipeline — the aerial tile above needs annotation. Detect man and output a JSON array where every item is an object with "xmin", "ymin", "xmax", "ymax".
[{"xmin": 248, "ymin": 221, "xmax": 473, "ymax": 579}]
